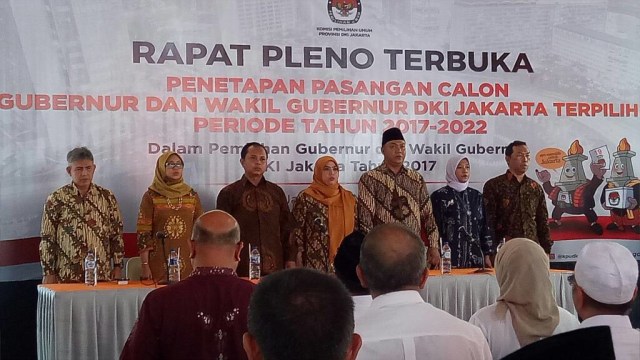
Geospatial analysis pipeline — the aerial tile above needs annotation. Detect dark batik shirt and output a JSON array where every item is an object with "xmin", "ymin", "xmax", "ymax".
[
  {"xmin": 431, "ymin": 186, "xmax": 493, "ymax": 268},
  {"xmin": 121, "ymin": 267, "xmax": 255, "ymax": 360},
  {"xmin": 291, "ymin": 192, "xmax": 357, "ymax": 273},
  {"xmin": 357, "ymin": 163, "xmax": 439, "ymax": 248},
  {"xmin": 483, "ymin": 170, "xmax": 552, "ymax": 253},
  {"xmin": 216, "ymin": 175, "xmax": 294, "ymax": 276},
  {"xmin": 40, "ymin": 183, "xmax": 124, "ymax": 282}
]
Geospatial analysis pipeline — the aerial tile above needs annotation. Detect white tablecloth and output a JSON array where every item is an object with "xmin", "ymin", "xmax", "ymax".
[
  {"xmin": 37, "ymin": 282, "xmax": 156, "ymax": 360},
  {"xmin": 420, "ymin": 270, "xmax": 574, "ymax": 321},
  {"xmin": 36, "ymin": 271, "xmax": 574, "ymax": 360}
]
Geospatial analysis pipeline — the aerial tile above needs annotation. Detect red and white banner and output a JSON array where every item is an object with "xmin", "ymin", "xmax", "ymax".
[{"xmin": 2, "ymin": 0, "xmax": 639, "ymax": 280}]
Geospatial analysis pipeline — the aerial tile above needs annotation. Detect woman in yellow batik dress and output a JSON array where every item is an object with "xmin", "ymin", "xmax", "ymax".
[{"xmin": 137, "ymin": 151, "xmax": 203, "ymax": 282}]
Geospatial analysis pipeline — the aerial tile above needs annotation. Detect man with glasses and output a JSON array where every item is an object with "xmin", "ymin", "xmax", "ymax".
[
  {"xmin": 483, "ymin": 140, "xmax": 552, "ymax": 254},
  {"xmin": 40, "ymin": 146, "xmax": 124, "ymax": 283},
  {"xmin": 356, "ymin": 127, "xmax": 440, "ymax": 267},
  {"xmin": 216, "ymin": 142, "xmax": 294, "ymax": 276}
]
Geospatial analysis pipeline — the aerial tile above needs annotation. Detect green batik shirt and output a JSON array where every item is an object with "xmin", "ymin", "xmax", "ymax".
[{"xmin": 40, "ymin": 183, "xmax": 124, "ymax": 282}]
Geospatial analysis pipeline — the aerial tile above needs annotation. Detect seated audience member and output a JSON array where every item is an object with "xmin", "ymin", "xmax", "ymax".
[
  {"xmin": 572, "ymin": 241, "xmax": 640, "ymax": 360},
  {"xmin": 355, "ymin": 223, "xmax": 491, "ymax": 360},
  {"xmin": 121, "ymin": 210, "xmax": 254, "ymax": 360},
  {"xmin": 243, "ymin": 268, "xmax": 361, "ymax": 360},
  {"xmin": 333, "ymin": 230, "xmax": 372, "ymax": 319},
  {"xmin": 469, "ymin": 238, "xmax": 579, "ymax": 359},
  {"xmin": 501, "ymin": 326, "xmax": 615, "ymax": 360}
]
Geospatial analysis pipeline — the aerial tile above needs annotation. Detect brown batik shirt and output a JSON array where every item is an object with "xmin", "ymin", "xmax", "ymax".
[
  {"xmin": 40, "ymin": 183, "xmax": 124, "ymax": 282},
  {"xmin": 216, "ymin": 175, "xmax": 294, "ymax": 276},
  {"xmin": 483, "ymin": 170, "xmax": 552, "ymax": 253},
  {"xmin": 357, "ymin": 163, "xmax": 440, "ymax": 249}
]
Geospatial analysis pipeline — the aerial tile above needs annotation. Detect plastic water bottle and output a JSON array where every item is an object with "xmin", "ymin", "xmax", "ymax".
[
  {"xmin": 496, "ymin": 238, "xmax": 506, "ymax": 253},
  {"xmin": 441, "ymin": 242, "xmax": 452, "ymax": 274},
  {"xmin": 249, "ymin": 245, "xmax": 261, "ymax": 280},
  {"xmin": 84, "ymin": 250, "xmax": 97, "ymax": 286},
  {"xmin": 167, "ymin": 249, "xmax": 180, "ymax": 284}
]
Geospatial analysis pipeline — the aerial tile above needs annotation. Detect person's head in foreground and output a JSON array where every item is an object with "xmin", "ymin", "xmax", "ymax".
[
  {"xmin": 189, "ymin": 209, "xmax": 243, "ymax": 270},
  {"xmin": 243, "ymin": 268, "xmax": 362, "ymax": 360},
  {"xmin": 572, "ymin": 241, "xmax": 639, "ymax": 321},
  {"xmin": 495, "ymin": 237, "xmax": 559, "ymax": 346},
  {"xmin": 334, "ymin": 230, "xmax": 368, "ymax": 296},
  {"xmin": 357, "ymin": 223, "xmax": 428, "ymax": 297}
]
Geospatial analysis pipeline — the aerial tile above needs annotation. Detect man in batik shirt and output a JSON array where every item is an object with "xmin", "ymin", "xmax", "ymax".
[
  {"xmin": 216, "ymin": 142, "xmax": 295, "ymax": 276},
  {"xmin": 483, "ymin": 141, "xmax": 552, "ymax": 253},
  {"xmin": 40, "ymin": 147, "xmax": 124, "ymax": 283},
  {"xmin": 357, "ymin": 128, "xmax": 441, "ymax": 267},
  {"xmin": 121, "ymin": 210, "xmax": 255, "ymax": 360}
]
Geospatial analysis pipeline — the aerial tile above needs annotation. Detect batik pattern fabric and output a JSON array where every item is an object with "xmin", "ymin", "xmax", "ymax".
[
  {"xmin": 357, "ymin": 163, "xmax": 439, "ymax": 248},
  {"xmin": 216, "ymin": 176, "xmax": 294, "ymax": 276},
  {"xmin": 483, "ymin": 171, "xmax": 552, "ymax": 253},
  {"xmin": 40, "ymin": 183, "xmax": 124, "ymax": 282},
  {"xmin": 136, "ymin": 189, "xmax": 203, "ymax": 282},
  {"xmin": 431, "ymin": 186, "xmax": 493, "ymax": 268},
  {"xmin": 291, "ymin": 192, "xmax": 355, "ymax": 272}
]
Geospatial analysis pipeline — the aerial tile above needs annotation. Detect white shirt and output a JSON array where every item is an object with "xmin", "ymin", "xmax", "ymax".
[
  {"xmin": 579, "ymin": 315, "xmax": 640, "ymax": 360},
  {"xmin": 355, "ymin": 290, "xmax": 492, "ymax": 360},
  {"xmin": 353, "ymin": 294, "xmax": 373, "ymax": 320},
  {"xmin": 469, "ymin": 303, "xmax": 579, "ymax": 360}
]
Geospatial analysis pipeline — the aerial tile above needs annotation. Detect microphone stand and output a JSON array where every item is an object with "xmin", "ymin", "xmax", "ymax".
[
  {"xmin": 156, "ymin": 231, "xmax": 169, "ymax": 285},
  {"xmin": 459, "ymin": 226, "xmax": 491, "ymax": 274}
]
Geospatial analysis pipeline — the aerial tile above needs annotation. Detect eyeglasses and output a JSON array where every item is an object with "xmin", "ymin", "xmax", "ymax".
[
  {"xmin": 568, "ymin": 274, "xmax": 576, "ymax": 287},
  {"xmin": 165, "ymin": 162, "xmax": 184, "ymax": 169}
]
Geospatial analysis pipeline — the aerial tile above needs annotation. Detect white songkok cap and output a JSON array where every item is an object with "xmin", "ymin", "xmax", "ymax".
[{"xmin": 574, "ymin": 242, "xmax": 638, "ymax": 305}]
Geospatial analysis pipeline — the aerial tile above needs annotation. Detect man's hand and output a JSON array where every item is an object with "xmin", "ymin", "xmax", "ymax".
[
  {"xmin": 285, "ymin": 261, "xmax": 297, "ymax": 269},
  {"xmin": 483, "ymin": 255, "xmax": 493, "ymax": 268},
  {"xmin": 112, "ymin": 266, "xmax": 122, "ymax": 280},
  {"xmin": 140, "ymin": 263, "xmax": 152, "ymax": 280},
  {"xmin": 42, "ymin": 274, "xmax": 59, "ymax": 284},
  {"xmin": 626, "ymin": 197, "xmax": 638, "ymax": 210},
  {"xmin": 427, "ymin": 247, "xmax": 441, "ymax": 269}
]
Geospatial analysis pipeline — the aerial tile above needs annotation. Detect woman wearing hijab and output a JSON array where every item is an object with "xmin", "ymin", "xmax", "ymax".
[
  {"xmin": 469, "ymin": 238, "xmax": 579, "ymax": 359},
  {"xmin": 431, "ymin": 156, "xmax": 493, "ymax": 268},
  {"xmin": 291, "ymin": 156, "xmax": 356, "ymax": 272},
  {"xmin": 137, "ymin": 151, "xmax": 203, "ymax": 282}
]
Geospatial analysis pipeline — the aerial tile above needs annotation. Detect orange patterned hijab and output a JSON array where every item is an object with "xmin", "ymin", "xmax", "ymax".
[
  {"xmin": 149, "ymin": 151, "xmax": 192, "ymax": 198},
  {"xmin": 303, "ymin": 156, "xmax": 356, "ymax": 260}
]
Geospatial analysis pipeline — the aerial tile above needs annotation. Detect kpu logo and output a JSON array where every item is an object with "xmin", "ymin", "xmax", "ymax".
[{"xmin": 328, "ymin": 0, "xmax": 362, "ymax": 24}]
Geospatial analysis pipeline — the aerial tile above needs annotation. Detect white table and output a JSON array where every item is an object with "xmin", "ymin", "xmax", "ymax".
[
  {"xmin": 37, "ymin": 270, "xmax": 574, "ymax": 360},
  {"xmin": 420, "ymin": 269, "xmax": 574, "ymax": 321},
  {"xmin": 37, "ymin": 281, "xmax": 157, "ymax": 360}
]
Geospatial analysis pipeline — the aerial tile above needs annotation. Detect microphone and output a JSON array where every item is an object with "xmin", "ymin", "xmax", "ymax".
[
  {"xmin": 459, "ymin": 226, "xmax": 490, "ymax": 273},
  {"xmin": 156, "ymin": 231, "xmax": 169, "ymax": 284}
]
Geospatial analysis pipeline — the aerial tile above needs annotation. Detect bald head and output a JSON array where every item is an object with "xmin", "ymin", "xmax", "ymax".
[
  {"xmin": 359, "ymin": 223, "xmax": 426, "ymax": 294},
  {"xmin": 192, "ymin": 210, "xmax": 240, "ymax": 246}
]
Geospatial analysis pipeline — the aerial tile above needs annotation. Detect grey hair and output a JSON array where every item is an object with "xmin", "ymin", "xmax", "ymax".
[
  {"xmin": 192, "ymin": 218, "xmax": 240, "ymax": 246},
  {"xmin": 66, "ymin": 147, "xmax": 94, "ymax": 163}
]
